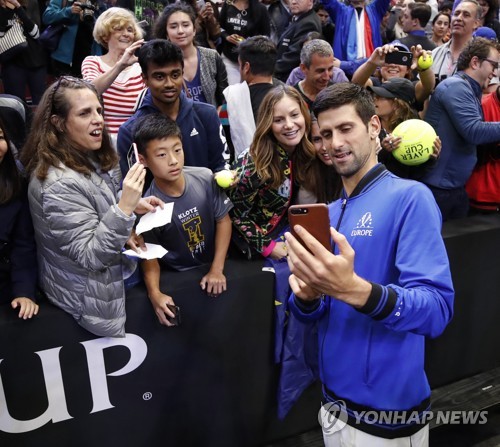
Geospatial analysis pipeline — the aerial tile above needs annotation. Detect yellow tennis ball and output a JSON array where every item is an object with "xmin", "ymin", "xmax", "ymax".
[
  {"xmin": 392, "ymin": 119, "xmax": 436, "ymax": 166},
  {"xmin": 215, "ymin": 170, "xmax": 233, "ymax": 188},
  {"xmin": 418, "ymin": 54, "xmax": 433, "ymax": 70}
]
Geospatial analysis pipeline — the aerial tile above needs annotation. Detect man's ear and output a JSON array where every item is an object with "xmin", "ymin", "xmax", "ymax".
[
  {"xmin": 138, "ymin": 153, "xmax": 147, "ymax": 167},
  {"xmin": 300, "ymin": 62, "xmax": 307, "ymax": 74},
  {"xmin": 369, "ymin": 114, "xmax": 381, "ymax": 139},
  {"xmin": 242, "ymin": 61, "xmax": 250, "ymax": 76},
  {"xmin": 470, "ymin": 55, "xmax": 481, "ymax": 70}
]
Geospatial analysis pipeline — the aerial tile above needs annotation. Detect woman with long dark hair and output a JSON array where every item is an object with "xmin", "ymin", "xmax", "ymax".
[
  {"xmin": 0, "ymin": 117, "xmax": 38, "ymax": 319},
  {"xmin": 431, "ymin": 12, "xmax": 451, "ymax": 47},
  {"xmin": 154, "ymin": 3, "xmax": 227, "ymax": 107}
]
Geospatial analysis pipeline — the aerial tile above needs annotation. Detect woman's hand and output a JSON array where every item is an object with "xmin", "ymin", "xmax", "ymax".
[
  {"xmin": 381, "ymin": 134, "xmax": 402, "ymax": 153},
  {"xmin": 269, "ymin": 241, "xmax": 288, "ymax": 260},
  {"xmin": 431, "ymin": 136, "xmax": 442, "ymax": 159},
  {"xmin": 11, "ymin": 297, "xmax": 39, "ymax": 319},
  {"xmin": 227, "ymin": 34, "xmax": 245, "ymax": 45},
  {"xmin": 117, "ymin": 39, "xmax": 144, "ymax": 70},
  {"xmin": 118, "ymin": 163, "xmax": 146, "ymax": 216},
  {"xmin": 135, "ymin": 195, "xmax": 165, "ymax": 215},
  {"xmin": 369, "ymin": 44, "xmax": 400, "ymax": 67},
  {"xmin": 200, "ymin": 2, "xmax": 215, "ymax": 20}
]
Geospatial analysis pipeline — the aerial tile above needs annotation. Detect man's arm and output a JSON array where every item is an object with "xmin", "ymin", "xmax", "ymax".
[
  {"xmin": 286, "ymin": 185, "xmax": 454, "ymax": 338},
  {"xmin": 441, "ymin": 83, "xmax": 500, "ymax": 145},
  {"xmin": 141, "ymin": 259, "xmax": 176, "ymax": 327},
  {"xmin": 200, "ymin": 214, "xmax": 232, "ymax": 296}
]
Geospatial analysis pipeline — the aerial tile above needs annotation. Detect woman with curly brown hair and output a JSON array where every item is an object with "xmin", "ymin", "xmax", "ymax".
[
  {"xmin": 20, "ymin": 76, "xmax": 160, "ymax": 337},
  {"xmin": 227, "ymin": 85, "xmax": 319, "ymax": 260}
]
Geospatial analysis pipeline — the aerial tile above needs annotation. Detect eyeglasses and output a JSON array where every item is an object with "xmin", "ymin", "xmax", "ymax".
[
  {"xmin": 482, "ymin": 58, "xmax": 499, "ymax": 71},
  {"xmin": 51, "ymin": 76, "xmax": 94, "ymax": 113}
]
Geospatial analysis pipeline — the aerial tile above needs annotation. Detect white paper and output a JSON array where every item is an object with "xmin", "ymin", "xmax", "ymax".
[
  {"xmin": 135, "ymin": 203, "xmax": 174, "ymax": 235},
  {"xmin": 122, "ymin": 243, "xmax": 168, "ymax": 260}
]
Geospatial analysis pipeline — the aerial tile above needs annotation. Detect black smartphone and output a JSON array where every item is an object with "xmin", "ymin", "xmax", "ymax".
[
  {"xmin": 288, "ymin": 204, "xmax": 331, "ymax": 253},
  {"xmin": 385, "ymin": 51, "xmax": 413, "ymax": 67},
  {"xmin": 166, "ymin": 304, "xmax": 181, "ymax": 326}
]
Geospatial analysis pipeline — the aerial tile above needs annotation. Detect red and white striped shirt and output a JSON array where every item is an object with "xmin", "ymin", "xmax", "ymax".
[{"xmin": 82, "ymin": 57, "xmax": 146, "ymax": 137}]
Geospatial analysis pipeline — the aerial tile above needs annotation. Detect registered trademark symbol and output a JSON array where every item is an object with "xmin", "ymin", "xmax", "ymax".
[{"xmin": 143, "ymin": 392, "xmax": 152, "ymax": 401}]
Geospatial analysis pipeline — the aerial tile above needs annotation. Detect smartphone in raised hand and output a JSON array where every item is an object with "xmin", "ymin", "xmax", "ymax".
[
  {"xmin": 288, "ymin": 204, "xmax": 331, "ymax": 253},
  {"xmin": 385, "ymin": 51, "xmax": 413, "ymax": 67}
]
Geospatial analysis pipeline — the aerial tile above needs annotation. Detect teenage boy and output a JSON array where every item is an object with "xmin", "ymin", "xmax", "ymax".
[
  {"xmin": 118, "ymin": 39, "xmax": 228, "ymax": 179},
  {"xmin": 134, "ymin": 113, "xmax": 233, "ymax": 327}
]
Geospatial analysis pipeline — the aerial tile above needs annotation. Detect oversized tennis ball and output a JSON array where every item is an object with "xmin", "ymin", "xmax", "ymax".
[
  {"xmin": 418, "ymin": 54, "xmax": 433, "ymax": 70},
  {"xmin": 392, "ymin": 119, "xmax": 437, "ymax": 166},
  {"xmin": 215, "ymin": 170, "xmax": 233, "ymax": 188}
]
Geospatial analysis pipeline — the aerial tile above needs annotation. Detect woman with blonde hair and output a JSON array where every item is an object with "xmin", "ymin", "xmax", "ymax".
[
  {"xmin": 227, "ymin": 85, "xmax": 318, "ymax": 260},
  {"xmin": 82, "ymin": 7, "xmax": 145, "ymax": 144},
  {"xmin": 20, "ymin": 77, "xmax": 160, "ymax": 337}
]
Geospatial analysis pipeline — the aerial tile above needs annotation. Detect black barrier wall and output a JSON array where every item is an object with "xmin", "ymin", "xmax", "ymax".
[{"xmin": 1, "ymin": 215, "xmax": 500, "ymax": 446}]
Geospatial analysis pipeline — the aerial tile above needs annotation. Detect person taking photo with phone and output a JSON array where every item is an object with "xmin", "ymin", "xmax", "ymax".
[
  {"xmin": 20, "ymin": 76, "xmax": 162, "ymax": 337},
  {"xmin": 285, "ymin": 82, "xmax": 454, "ymax": 445},
  {"xmin": 351, "ymin": 41, "xmax": 436, "ymax": 108}
]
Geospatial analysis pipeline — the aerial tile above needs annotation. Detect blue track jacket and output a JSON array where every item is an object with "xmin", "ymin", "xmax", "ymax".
[
  {"xmin": 289, "ymin": 165, "xmax": 454, "ymax": 438},
  {"xmin": 117, "ymin": 90, "xmax": 228, "ymax": 177}
]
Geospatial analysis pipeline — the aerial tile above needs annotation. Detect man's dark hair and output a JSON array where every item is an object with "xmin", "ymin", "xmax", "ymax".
[
  {"xmin": 133, "ymin": 113, "xmax": 182, "ymax": 155},
  {"xmin": 314, "ymin": 2, "xmax": 327, "ymax": 12},
  {"xmin": 408, "ymin": 3, "xmax": 432, "ymax": 28},
  {"xmin": 238, "ymin": 35, "xmax": 277, "ymax": 77},
  {"xmin": 438, "ymin": 0, "xmax": 453, "ymax": 11},
  {"xmin": 312, "ymin": 83, "xmax": 375, "ymax": 126},
  {"xmin": 138, "ymin": 39, "xmax": 184, "ymax": 76},
  {"xmin": 457, "ymin": 37, "xmax": 500, "ymax": 71}
]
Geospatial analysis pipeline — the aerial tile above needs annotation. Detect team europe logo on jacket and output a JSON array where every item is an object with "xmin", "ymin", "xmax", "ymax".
[{"xmin": 351, "ymin": 212, "xmax": 374, "ymax": 237}]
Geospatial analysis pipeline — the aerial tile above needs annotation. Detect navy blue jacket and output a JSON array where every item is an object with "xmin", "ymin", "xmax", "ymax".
[
  {"xmin": 117, "ymin": 90, "xmax": 228, "ymax": 177},
  {"xmin": 0, "ymin": 187, "xmax": 37, "ymax": 303},
  {"xmin": 422, "ymin": 72, "xmax": 500, "ymax": 189}
]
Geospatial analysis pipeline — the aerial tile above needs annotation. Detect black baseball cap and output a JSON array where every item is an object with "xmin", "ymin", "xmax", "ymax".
[{"xmin": 367, "ymin": 77, "xmax": 416, "ymax": 105}]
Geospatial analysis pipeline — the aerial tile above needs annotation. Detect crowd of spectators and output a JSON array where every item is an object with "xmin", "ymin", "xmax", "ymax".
[{"xmin": 0, "ymin": 0, "xmax": 498, "ymax": 442}]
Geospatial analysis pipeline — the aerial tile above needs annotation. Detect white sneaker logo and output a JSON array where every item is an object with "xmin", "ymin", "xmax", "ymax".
[{"xmin": 190, "ymin": 128, "xmax": 199, "ymax": 137}]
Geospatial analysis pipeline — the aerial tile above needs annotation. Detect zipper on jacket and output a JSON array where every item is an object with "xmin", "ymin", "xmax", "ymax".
[{"xmin": 331, "ymin": 198, "xmax": 347, "ymax": 253}]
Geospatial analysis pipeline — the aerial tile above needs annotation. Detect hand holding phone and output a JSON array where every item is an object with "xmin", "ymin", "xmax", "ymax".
[
  {"xmin": 166, "ymin": 304, "xmax": 181, "ymax": 326},
  {"xmin": 288, "ymin": 204, "xmax": 331, "ymax": 253},
  {"xmin": 385, "ymin": 50, "xmax": 413, "ymax": 67}
]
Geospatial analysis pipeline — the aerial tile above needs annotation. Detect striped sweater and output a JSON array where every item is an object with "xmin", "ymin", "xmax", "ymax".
[{"xmin": 81, "ymin": 57, "xmax": 146, "ymax": 137}]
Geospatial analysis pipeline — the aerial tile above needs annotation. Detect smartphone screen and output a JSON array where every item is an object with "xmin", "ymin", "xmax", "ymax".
[
  {"xmin": 288, "ymin": 204, "xmax": 331, "ymax": 252},
  {"xmin": 385, "ymin": 51, "xmax": 413, "ymax": 67}
]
